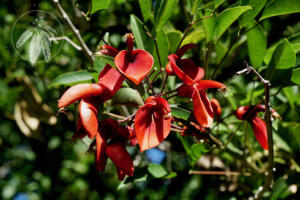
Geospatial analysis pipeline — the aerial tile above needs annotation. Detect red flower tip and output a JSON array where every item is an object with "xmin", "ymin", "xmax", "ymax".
[
  {"xmin": 58, "ymin": 83, "xmax": 104, "ymax": 108},
  {"xmin": 211, "ymin": 98, "xmax": 222, "ymax": 116},
  {"xmin": 135, "ymin": 96, "xmax": 171, "ymax": 151},
  {"xmin": 176, "ymin": 43, "xmax": 197, "ymax": 60},
  {"xmin": 95, "ymin": 131, "xmax": 108, "ymax": 171},
  {"xmin": 125, "ymin": 33, "xmax": 134, "ymax": 54},
  {"xmin": 105, "ymin": 141, "xmax": 134, "ymax": 177},
  {"xmin": 165, "ymin": 62, "xmax": 175, "ymax": 76},
  {"xmin": 168, "ymin": 54, "xmax": 204, "ymax": 85},
  {"xmin": 115, "ymin": 49, "xmax": 154, "ymax": 85},
  {"xmin": 195, "ymin": 80, "xmax": 226, "ymax": 91},
  {"xmin": 96, "ymin": 45, "xmax": 119, "ymax": 57},
  {"xmin": 79, "ymin": 98, "xmax": 99, "ymax": 138},
  {"xmin": 250, "ymin": 116, "xmax": 268, "ymax": 150},
  {"xmin": 98, "ymin": 65, "xmax": 125, "ymax": 96},
  {"xmin": 235, "ymin": 106, "xmax": 251, "ymax": 120}
]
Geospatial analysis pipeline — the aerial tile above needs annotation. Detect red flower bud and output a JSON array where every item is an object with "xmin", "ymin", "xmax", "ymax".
[{"xmin": 210, "ymin": 98, "xmax": 222, "ymax": 116}]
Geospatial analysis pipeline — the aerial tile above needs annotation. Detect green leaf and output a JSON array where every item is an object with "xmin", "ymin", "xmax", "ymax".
[
  {"xmin": 216, "ymin": 6, "xmax": 252, "ymax": 38},
  {"xmin": 201, "ymin": 9, "xmax": 216, "ymax": 42},
  {"xmin": 94, "ymin": 56, "xmax": 106, "ymax": 73},
  {"xmin": 94, "ymin": 54, "xmax": 116, "ymax": 68},
  {"xmin": 189, "ymin": 0, "xmax": 203, "ymax": 15},
  {"xmin": 16, "ymin": 29, "xmax": 33, "ymax": 48},
  {"xmin": 266, "ymin": 39, "xmax": 296, "ymax": 80},
  {"xmin": 246, "ymin": 20, "xmax": 266, "ymax": 68},
  {"xmin": 111, "ymin": 88, "xmax": 144, "ymax": 106},
  {"xmin": 29, "ymin": 33, "xmax": 42, "ymax": 65},
  {"xmin": 154, "ymin": 0, "xmax": 178, "ymax": 32},
  {"xmin": 167, "ymin": 30, "xmax": 182, "ymax": 53},
  {"xmin": 190, "ymin": 143, "xmax": 208, "ymax": 165},
  {"xmin": 260, "ymin": 0, "xmax": 300, "ymax": 20},
  {"xmin": 291, "ymin": 68, "xmax": 300, "ymax": 85},
  {"xmin": 147, "ymin": 163, "xmax": 168, "ymax": 178},
  {"xmin": 182, "ymin": 27, "xmax": 205, "ymax": 46},
  {"xmin": 48, "ymin": 70, "xmax": 94, "ymax": 88},
  {"xmin": 214, "ymin": 0, "xmax": 225, "ymax": 9},
  {"xmin": 130, "ymin": 15, "xmax": 153, "ymax": 52},
  {"xmin": 239, "ymin": 0, "xmax": 267, "ymax": 27},
  {"xmin": 138, "ymin": 0, "xmax": 151, "ymax": 22},
  {"xmin": 40, "ymin": 32, "xmax": 51, "ymax": 62},
  {"xmin": 170, "ymin": 105, "xmax": 191, "ymax": 120},
  {"xmin": 154, "ymin": 29, "xmax": 169, "ymax": 67},
  {"xmin": 91, "ymin": 0, "xmax": 110, "ymax": 14}
]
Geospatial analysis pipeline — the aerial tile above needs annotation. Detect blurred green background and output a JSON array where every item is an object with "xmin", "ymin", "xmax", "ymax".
[{"xmin": 1, "ymin": 0, "xmax": 300, "ymax": 199}]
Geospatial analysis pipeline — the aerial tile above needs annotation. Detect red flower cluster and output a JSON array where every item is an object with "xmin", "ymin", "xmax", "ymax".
[
  {"xmin": 235, "ymin": 105, "xmax": 280, "ymax": 150},
  {"xmin": 166, "ymin": 44, "xmax": 226, "ymax": 128},
  {"xmin": 58, "ymin": 36, "xmax": 226, "ymax": 180}
]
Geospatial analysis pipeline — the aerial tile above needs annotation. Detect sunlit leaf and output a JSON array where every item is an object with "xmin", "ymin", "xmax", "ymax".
[
  {"xmin": 48, "ymin": 70, "xmax": 93, "ymax": 88},
  {"xmin": 16, "ymin": 29, "xmax": 33, "ymax": 48},
  {"xmin": 138, "ymin": 0, "xmax": 151, "ymax": 22},
  {"xmin": 260, "ymin": 0, "xmax": 300, "ymax": 20},
  {"xmin": 29, "ymin": 33, "xmax": 42, "ymax": 65},
  {"xmin": 154, "ymin": 0, "xmax": 178, "ymax": 32},
  {"xmin": 91, "ymin": 0, "xmax": 110, "ymax": 14},
  {"xmin": 147, "ymin": 163, "xmax": 168, "ymax": 178}
]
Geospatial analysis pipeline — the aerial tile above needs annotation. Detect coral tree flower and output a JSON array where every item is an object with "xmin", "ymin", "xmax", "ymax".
[
  {"xmin": 114, "ymin": 33, "xmax": 154, "ymax": 85},
  {"xmin": 235, "ymin": 105, "xmax": 280, "ymax": 150},
  {"xmin": 167, "ymin": 44, "xmax": 226, "ymax": 128},
  {"xmin": 58, "ymin": 46, "xmax": 124, "ymax": 139},
  {"xmin": 135, "ymin": 96, "xmax": 171, "ymax": 151}
]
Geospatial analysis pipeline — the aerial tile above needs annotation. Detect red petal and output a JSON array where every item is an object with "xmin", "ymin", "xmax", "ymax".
[
  {"xmin": 115, "ymin": 49, "xmax": 153, "ymax": 85},
  {"xmin": 135, "ymin": 104, "xmax": 171, "ymax": 151},
  {"xmin": 145, "ymin": 96, "xmax": 171, "ymax": 113},
  {"xmin": 175, "ymin": 43, "xmax": 197, "ymax": 59},
  {"xmin": 116, "ymin": 168, "xmax": 125, "ymax": 180},
  {"xmin": 98, "ymin": 65, "xmax": 125, "ymax": 96},
  {"xmin": 96, "ymin": 45, "xmax": 119, "ymax": 57},
  {"xmin": 73, "ymin": 116, "xmax": 88, "ymax": 140},
  {"xmin": 195, "ymin": 80, "xmax": 226, "ymax": 90},
  {"xmin": 210, "ymin": 98, "xmax": 222, "ymax": 116},
  {"xmin": 235, "ymin": 106, "xmax": 250, "ymax": 120},
  {"xmin": 168, "ymin": 54, "xmax": 195, "ymax": 85},
  {"xmin": 95, "ymin": 131, "xmax": 108, "ymax": 171},
  {"xmin": 192, "ymin": 89, "xmax": 214, "ymax": 128},
  {"xmin": 105, "ymin": 141, "xmax": 134, "ymax": 176},
  {"xmin": 177, "ymin": 84, "xmax": 195, "ymax": 98},
  {"xmin": 165, "ymin": 62, "xmax": 175, "ymax": 76},
  {"xmin": 79, "ymin": 99, "xmax": 98, "ymax": 138},
  {"xmin": 58, "ymin": 84, "xmax": 104, "ymax": 108},
  {"xmin": 250, "ymin": 116, "xmax": 268, "ymax": 150},
  {"xmin": 178, "ymin": 59, "xmax": 204, "ymax": 82}
]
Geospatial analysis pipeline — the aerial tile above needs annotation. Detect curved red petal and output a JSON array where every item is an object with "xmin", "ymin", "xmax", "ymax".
[
  {"xmin": 145, "ymin": 96, "xmax": 171, "ymax": 113},
  {"xmin": 116, "ymin": 168, "xmax": 125, "ymax": 180},
  {"xmin": 211, "ymin": 98, "xmax": 222, "ymax": 116},
  {"xmin": 134, "ymin": 104, "xmax": 171, "ymax": 151},
  {"xmin": 98, "ymin": 65, "xmax": 125, "ymax": 96},
  {"xmin": 105, "ymin": 141, "xmax": 134, "ymax": 176},
  {"xmin": 178, "ymin": 59, "xmax": 204, "ymax": 82},
  {"xmin": 58, "ymin": 83, "xmax": 104, "ymax": 108},
  {"xmin": 165, "ymin": 62, "xmax": 175, "ymax": 75},
  {"xmin": 235, "ymin": 106, "xmax": 250, "ymax": 120},
  {"xmin": 250, "ymin": 116, "xmax": 268, "ymax": 150},
  {"xmin": 79, "ymin": 99, "xmax": 98, "ymax": 138},
  {"xmin": 115, "ymin": 49, "xmax": 153, "ymax": 85},
  {"xmin": 176, "ymin": 43, "xmax": 197, "ymax": 59},
  {"xmin": 95, "ymin": 131, "xmax": 108, "ymax": 171},
  {"xmin": 73, "ymin": 116, "xmax": 88, "ymax": 140},
  {"xmin": 195, "ymin": 80, "xmax": 226, "ymax": 90},
  {"xmin": 192, "ymin": 89, "xmax": 214, "ymax": 128},
  {"xmin": 96, "ymin": 45, "xmax": 119, "ymax": 57},
  {"xmin": 168, "ymin": 54, "xmax": 195, "ymax": 85}
]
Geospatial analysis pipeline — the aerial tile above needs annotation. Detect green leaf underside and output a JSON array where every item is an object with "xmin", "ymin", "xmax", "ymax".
[
  {"xmin": 167, "ymin": 30, "xmax": 182, "ymax": 53},
  {"xmin": 16, "ymin": 29, "xmax": 33, "ymax": 48},
  {"xmin": 260, "ymin": 0, "xmax": 300, "ymax": 20},
  {"xmin": 29, "ymin": 33, "xmax": 42, "ymax": 65},
  {"xmin": 111, "ymin": 88, "xmax": 144, "ymax": 106},
  {"xmin": 147, "ymin": 163, "xmax": 168, "ymax": 178},
  {"xmin": 170, "ymin": 105, "xmax": 191, "ymax": 120},
  {"xmin": 91, "ymin": 0, "xmax": 110, "ymax": 14},
  {"xmin": 49, "ymin": 70, "xmax": 94, "ymax": 88}
]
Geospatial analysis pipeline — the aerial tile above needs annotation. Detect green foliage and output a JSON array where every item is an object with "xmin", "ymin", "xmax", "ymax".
[
  {"xmin": 111, "ymin": 88, "xmax": 144, "ymax": 106},
  {"xmin": 138, "ymin": 0, "xmax": 151, "ymax": 22},
  {"xmin": 48, "ymin": 70, "xmax": 94, "ymax": 88},
  {"xmin": 260, "ymin": 0, "xmax": 300, "ymax": 20},
  {"xmin": 91, "ymin": 0, "xmax": 110, "ymax": 14},
  {"xmin": 154, "ymin": 0, "xmax": 178, "ymax": 32}
]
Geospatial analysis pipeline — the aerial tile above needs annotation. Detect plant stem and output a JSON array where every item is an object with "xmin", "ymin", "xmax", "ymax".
[
  {"xmin": 52, "ymin": 0, "xmax": 94, "ymax": 64},
  {"xmin": 236, "ymin": 61, "xmax": 274, "ymax": 199}
]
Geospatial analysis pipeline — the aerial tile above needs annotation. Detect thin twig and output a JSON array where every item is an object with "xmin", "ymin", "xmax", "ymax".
[
  {"xmin": 52, "ymin": 0, "xmax": 94, "ymax": 64},
  {"xmin": 236, "ymin": 61, "xmax": 274, "ymax": 199},
  {"xmin": 189, "ymin": 170, "xmax": 251, "ymax": 176},
  {"xmin": 49, "ymin": 36, "xmax": 82, "ymax": 51},
  {"xmin": 118, "ymin": 113, "xmax": 136, "ymax": 123}
]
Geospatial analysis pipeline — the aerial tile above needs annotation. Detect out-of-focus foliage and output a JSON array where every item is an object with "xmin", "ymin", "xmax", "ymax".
[{"xmin": 1, "ymin": 0, "xmax": 300, "ymax": 199}]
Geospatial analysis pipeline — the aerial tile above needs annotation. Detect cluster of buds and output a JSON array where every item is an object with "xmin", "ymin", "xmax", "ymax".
[{"xmin": 58, "ymin": 34, "xmax": 226, "ymax": 180}]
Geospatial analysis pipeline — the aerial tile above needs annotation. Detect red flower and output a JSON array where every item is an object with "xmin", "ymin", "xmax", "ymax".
[
  {"xmin": 166, "ymin": 44, "xmax": 226, "ymax": 128},
  {"xmin": 114, "ymin": 34, "xmax": 154, "ymax": 85},
  {"xmin": 235, "ymin": 105, "xmax": 280, "ymax": 150},
  {"xmin": 135, "ymin": 96, "xmax": 171, "ymax": 151}
]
